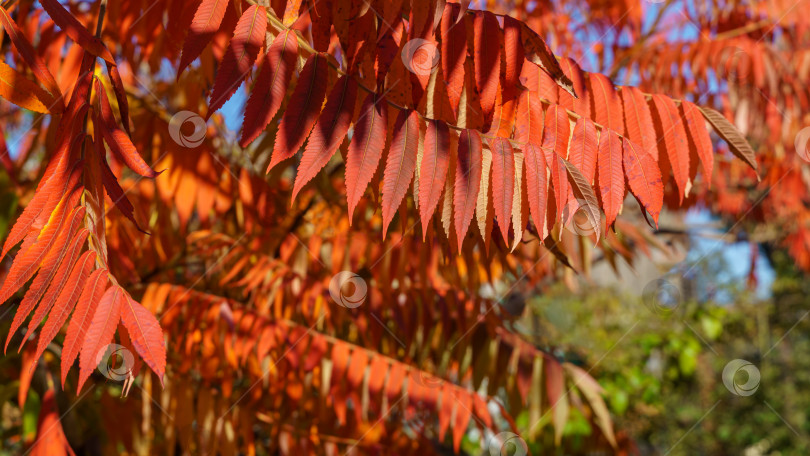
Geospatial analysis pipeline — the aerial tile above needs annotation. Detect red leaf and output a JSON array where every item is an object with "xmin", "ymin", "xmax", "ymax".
[
  {"xmin": 623, "ymin": 138, "xmax": 663, "ymax": 224},
  {"xmin": 546, "ymin": 357, "xmax": 568, "ymax": 445},
  {"xmin": 568, "ymin": 118, "xmax": 598, "ymax": 184},
  {"xmin": 524, "ymin": 143, "xmax": 549, "ymax": 239},
  {"xmin": 206, "ymin": 5, "xmax": 267, "ymax": 118},
  {"xmin": 1, "ymin": 138, "xmax": 71, "ymax": 257},
  {"xmin": 381, "ymin": 110, "xmax": 419, "ymax": 238},
  {"xmin": 439, "ymin": 383, "xmax": 453, "ymax": 441},
  {"xmin": 292, "ymin": 75, "xmax": 358, "ymax": 201},
  {"xmin": 96, "ymin": 79, "xmax": 159, "ymax": 178},
  {"xmin": 501, "ymin": 15, "xmax": 524, "ymax": 98},
  {"xmin": 473, "ymin": 11, "xmax": 500, "ymax": 126},
  {"xmin": 451, "ymin": 389, "xmax": 473, "ymax": 452},
  {"xmin": 121, "ymin": 292, "xmax": 167, "ymax": 386},
  {"xmin": 0, "ymin": 6, "xmax": 63, "ymax": 110},
  {"xmin": 559, "ymin": 58, "xmax": 589, "ymax": 118},
  {"xmin": 19, "ymin": 229, "xmax": 89, "ymax": 350},
  {"xmin": 454, "ymin": 129, "xmax": 483, "ymax": 249},
  {"xmin": 99, "ymin": 148, "xmax": 146, "ymax": 233},
  {"xmin": 310, "ymin": 0, "xmax": 333, "ymax": 51},
  {"xmin": 346, "ymin": 94, "xmax": 388, "ymax": 220},
  {"xmin": 240, "ymin": 30, "xmax": 299, "ymax": 148},
  {"xmin": 651, "ymin": 94, "xmax": 690, "ymax": 202},
  {"xmin": 681, "ymin": 100, "xmax": 714, "ymax": 185},
  {"xmin": 473, "ymin": 393, "xmax": 493, "ymax": 428},
  {"xmin": 418, "ymin": 119, "xmax": 450, "ymax": 237},
  {"xmin": 40, "ymin": 0, "xmax": 115, "ymax": 65},
  {"xmin": 61, "ymin": 268, "xmax": 108, "ymax": 387},
  {"xmin": 267, "ymin": 53, "xmax": 329, "ymax": 171},
  {"xmin": 514, "ymin": 90, "xmax": 544, "ymax": 145},
  {"xmin": 620, "ymin": 86, "xmax": 657, "ymax": 160},
  {"xmin": 178, "ymin": 0, "xmax": 229, "ymax": 75},
  {"xmin": 0, "ymin": 91, "xmax": 87, "ymax": 253},
  {"xmin": 0, "ymin": 107, "xmax": 87, "ymax": 260},
  {"xmin": 589, "ymin": 73, "xmax": 623, "ymax": 133},
  {"xmin": 490, "ymin": 137, "xmax": 515, "ymax": 244},
  {"xmin": 4, "ymin": 206, "xmax": 85, "ymax": 352},
  {"xmin": 374, "ymin": 21, "xmax": 404, "ymax": 89},
  {"xmin": 0, "ymin": 163, "xmax": 83, "ymax": 306},
  {"xmin": 30, "ymin": 390, "xmax": 73, "ymax": 456},
  {"xmin": 78, "ymin": 285, "xmax": 125, "ymax": 393},
  {"xmin": 103, "ymin": 126, "xmax": 160, "ymax": 179},
  {"xmin": 542, "ymin": 105, "xmax": 571, "ymax": 218},
  {"xmin": 32, "ymin": 251, "xmax": 96, "ymax": 368},
  {"xmin": 596, "ymin": 129, "xmax": 625, "ymax": 227},
  {"xmin": 519, "ymin": 22, "xmax": 575, "ymax": 97},
  {"xmin": 440, "ymin": 3, "xmax": 466, "ymax": 119},
  {"xmin": 106, "ymin": 64, "xmax": 130, "ymax": 136}
]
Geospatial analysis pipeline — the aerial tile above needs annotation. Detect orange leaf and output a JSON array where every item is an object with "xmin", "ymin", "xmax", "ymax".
[
  {"xmin": 651, "ymin": 94, "xmax": 690, "ymax": 202},
  {"xmin": 121, "ymin": 292, "xmax": 167, "ymax": 386},
  {"xmin": 61, "ymin": 268, "xmax": 108, "ymax": 387},
  {"xmin": 0, "ymin": 163, "xmax": 83, "ymax": 306},
  {"xmin": 514, "ymin": 90, "xmax": 544, "ymax": 146},
  {"xmin": 78, "ymin": 285, "xmax": 124, "ymax": 393},
  {"xmin": 589, "ymin": 73, "xmax": 623, "ymax": 134},
  {"xmin": 32, "ymin": 250, "xmax": 96, "ymax": 368},
  {"xmin": 19, "ymin": 229, "xmax": 89, "ymax": 351},
  {"xmin": 620, "ymin": 86, "xmax": 657, "ymax": 160},
  {"xmin": 622, "ymin": 138, "xmax": 663, "ymax": 225},
  {"xmin": 518, "ymin": 21, "xmax": 575, "ymax": 97},
  {"xmin": 0, "ymin": 61, "xmax": 58, "ymax": 113},
  {"xmin": 542, "ymin": 105, "xmax": 571, "ymax": 219},
  {"xmin": 501, "ymin": 15, "xmax": 524, "ymax": 98},
  {"xmin": 0, "ymin": 6, "xmax": 62, "ymax": 109},
  {"xmin": 29, "ymin": 390, "xmax": 74, "ymax": 456},
  {"xmin": 596, "ymin": 129, "xmax": 625, "ymax": 228},
  {"xmin": 4, "ymin": 206, "xmax": 85, "ymax": 352},
  {"xmin": 559, "ymin": 58, "xmax": 590, "ymax": 118},
  {"xmin": 524, "ymin": 143, "xmax": 549, "ymax": 239},
  {"xmin": 568, "ymin": 118, "xmax": 598, "ymax": 185},
  {"xmin": 681, "ymin": 100, "xmax": 714, "ymax": 184}
]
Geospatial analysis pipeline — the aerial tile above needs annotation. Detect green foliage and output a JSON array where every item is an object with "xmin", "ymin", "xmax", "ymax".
[{"xmin": 510, "ymin": 251, "xmax": 810, "ymax": 455}]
